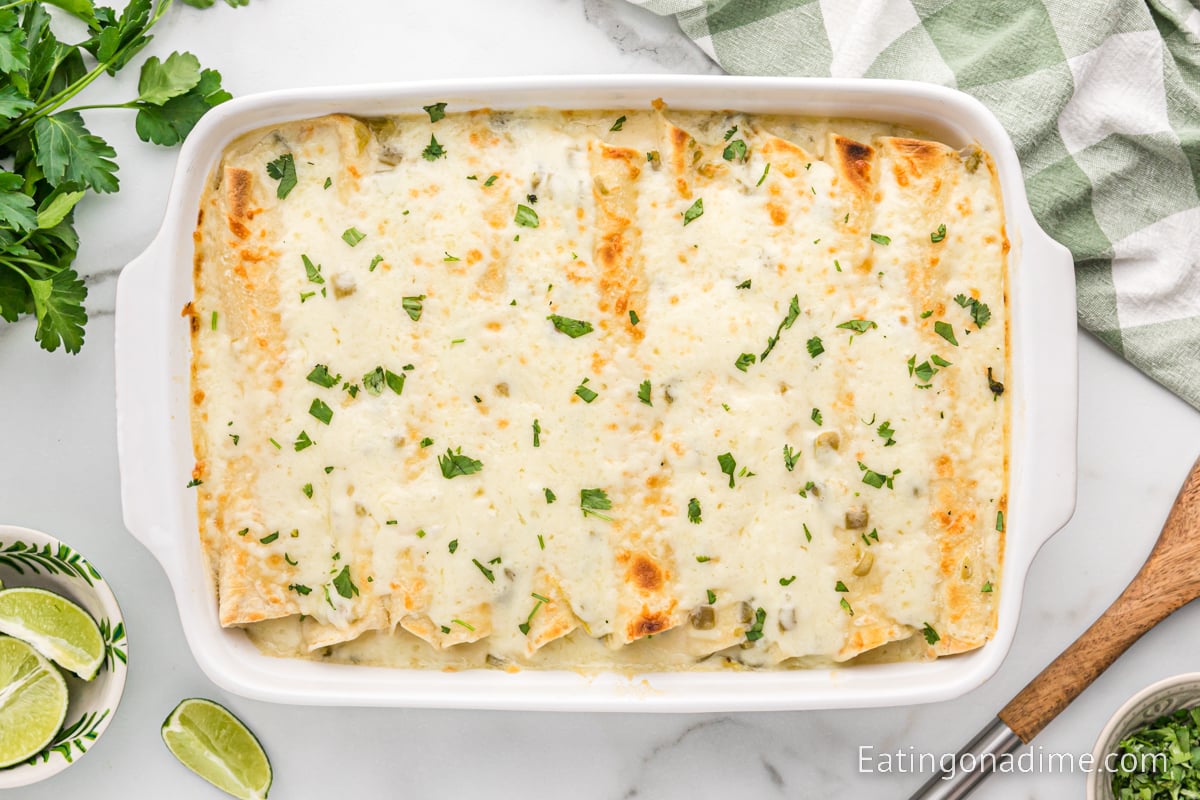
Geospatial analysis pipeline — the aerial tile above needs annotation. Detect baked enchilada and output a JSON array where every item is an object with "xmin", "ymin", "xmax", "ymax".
[{"xmin": 188, "ymin": 105, "xmax": 1008, "ymax": 670}]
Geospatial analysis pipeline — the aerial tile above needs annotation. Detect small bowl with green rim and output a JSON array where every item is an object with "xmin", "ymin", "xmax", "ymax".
[
  {"xmin": 0, "ymin": 524, "xmax": 128, "ymax": 789},
  {"xmin": 1087, "ymin": 672, "xmax": 1200, "ymax": 800}
]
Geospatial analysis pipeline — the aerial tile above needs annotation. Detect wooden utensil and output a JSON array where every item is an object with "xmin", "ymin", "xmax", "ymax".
[{"xmin": 908, "ymin": 454, "xmax": 1200, "ymax": 800}]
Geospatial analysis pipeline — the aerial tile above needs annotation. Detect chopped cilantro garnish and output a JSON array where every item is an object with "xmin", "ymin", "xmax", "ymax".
[
  {"xmin": 438, "ymin": 447, "xmax": 483, "ymax": 479},
  {"xmin": 931, "ymin": 224, "xmax": 947, "ymax": 243},
  {"xmin": 682, "ymin": 198, "xmax": 704, "ymax": 226},
  {"xmin": 266, "ymin": 154, "xmax": 297, "ymax": 199},
  {"xmin": 757, "ymin": 163, "xmax": 770, "ymax": 186},
  {"xmin": 836, "ymin": 319, "xmax": 876, "ymax": 334},
  {"xmin": 302, "ymin": 254, "xmax": 324, "ymax": 284},
  {"xmin": 402, "ymin": 295, "xmax": 425, "ymax": 322},
  {"xmin": 734, "ymin": 352, "xmax": 757, "ymax": 372},
  {"xmin": 293, "ymin": 431, "xmax": 314, "ymax": 451},
  {"xmin": 988, "ymin": 367, "xmax": 1005, "ymax": 398},
  {"xmin": 717, "ymin": 452, "xmax": 737, "ymax": 488},
  {"xmin": 609, "ymin": 115, "xmax": 626, "ymax": 131},
  {"xmin": 745, "ymin": 607, "xmax": 766, "ymax": 642},
  {"xmin": 780, "ymin": 576, "xmax": 796, "ymax": 586},
  {"xmin": 736, "ymin": 279, "xmax": 752, "ymax": 290},
  {"xmin": 723, "ymin": 138, "xmax": 748, "ymax": 162},
  {"xmin": 760, "ymin": 295, "xmax": 801, "ymax": 361},
  {"xmin": 307, "ymin": 364, "xmax": 340, "ymax": 388},
  {"xmin": 423, "ymin": 102, "xmax": 447, "ymax": 123},
  {"xmin": 706, "ymin": 589, "xmax": 717, "ymax": 604},
  {"xmin": 637, "ymin": 379, "xmax": 653, "ymax": 406},
  {"xmin": 422, "ymin": 135, "xmax": 446, "ymax": 161},
  {"xmin": 997, "ymin": 510, "xmax": 1005, "ymax": 532},
  {"xmin": 289, "ymin": 583, "xmax": 311, "ymax": 595},
  {"xmin": 484, "ymin": 175, "xmax": 498, "ymax": 187},
  {"xmin": 803, "ymin": 523, "xmax": 812, "ymax": 541},
  {"xmin": 629, "ymin": 310, "xmax": 640, "ymax": 326},
  {"xmin": 260, "ymin": 531, "xmax": 279, "ymax": 544},
  {"xmin": 472, "ymin": 558, "xmax": 496, "ymax": 583},
  {"xmin": 859, "ymin": 461, "xmax": 900, "ymax": 489},
  {"xmin": 308, "ymin": 398, "xmax": 333, "ymax": 425},
  {"xmin": 783, "ymin": 444, "xmax": 799, "ymax": 472},
  {"xmin": 687, "ymin": 497, "xmax": 702, "ymax": 524},
  {"xmin": 544, "ymin": 488, "xmax": 556, "ymax": 504},
  {"xmin": 385, "ymin": 369, "xmax": 405, "ymax": 395},
  {"xmin": 580, "ymin": 488, "xmax": 613, "ymax": 521},
  {"xmin": 514, "ymin": 204, "xmax": 539, "ymax": 228},
  {"xmin": 840, "ymin": 598, "xmax": 855, "ymax": 616},
  {"xmin": 547, "ymin": 314, "xmax": 593, "ymax": 338},
  {"xmin": 369, "ymin": 254, "xmax": 384, "ymax": 272},
  {"xmin": 811, "ymin": 407, "xmax": 822, "ymax": 425},
  {"xmin": 420, "ymin": 437, "xmax": 434, "ymax": 448},
  {"xmin": 449, "ymin": 539, "xmax": 458, "ymax": 554},
  {"xmin": 574, "ymin": 378, "xmax": 598, "ymax": 403},
  {"xmin": 954, "ymin": 293, "xmax": 991, "ymax": 328},
  {"xmin": 443, "ymin": 251, "xmax": 460, "ymax": 262},
  {"xmin": 532, "ymin": 418, "xmax": 541, "ymax": 447},
  {"xmin": 922, "ymin": 623, "xmax": 940, "ymax": 645},
  {"xmin": 333, "ymin": 566, "xmax": 359, "ymax": 599},
  {"xmin": 935, "ymin": 320, "xmax": 959, "ymax": 346},
  {"xmin": 362, "ymin": 367, "xmax": 385, "ymax": 396},
  {"xmin": 806, "ymin": 336, "xmax": 824, "ymax": 358},
  {"xmin": 870, "ymin": 233, "xmax": 891, "ymax": 246},
  {"xmin": 982, "ymin": 582, "xmax": 993, "ymax": 593},
  {"xmin": 877, "ymin": 420, "xmax": 896, "ymax": 446},
  {"xmin": 341, "ymin": 227, "xmax": 366, "ymax": 247}
]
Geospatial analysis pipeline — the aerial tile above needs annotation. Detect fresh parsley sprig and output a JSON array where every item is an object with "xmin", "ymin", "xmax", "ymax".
[{"xmin": 0, "ymin": 0, "xmax": 240, "ymax": 354}]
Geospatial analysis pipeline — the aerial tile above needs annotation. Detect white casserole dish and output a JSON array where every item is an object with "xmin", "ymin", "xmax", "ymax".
[{"xmin": 115, "ymin": 75, "xmax": 1077, "ymax": 711}]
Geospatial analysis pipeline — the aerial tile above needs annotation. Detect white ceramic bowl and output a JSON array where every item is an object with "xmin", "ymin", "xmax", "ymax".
[
  {"xmin": 0, "ymin": 524, "xmax": 128, "ymax": 788},
  {"xmin": 116, "ymin": 75, "xmax": 1077, "ymax": 711},
  {"xmin": 1087, "ymin": 673, "xmax": 1200, "ymax": 799}
]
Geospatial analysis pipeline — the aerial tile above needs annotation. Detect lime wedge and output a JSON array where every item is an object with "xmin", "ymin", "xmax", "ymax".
[
  {"xmin": 0, "ymin": 635, "xmax": 68, "ymax": 768},
  {"xmin": 0, "ymin": 587, "xmax": 104, "ymax": 680},
  {"xmin": 162, "ymin": 698, "xmax": 272, "ymax": 800}
]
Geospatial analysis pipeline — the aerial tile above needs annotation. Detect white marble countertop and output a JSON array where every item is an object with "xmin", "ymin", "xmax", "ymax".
[{"xmin": 3, "ymin": 2, "xmax": 1200, "ymax": 798}]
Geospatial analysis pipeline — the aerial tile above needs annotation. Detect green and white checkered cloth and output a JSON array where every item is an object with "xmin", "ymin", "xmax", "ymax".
[{"xmin": 629, "ymin": 0, "xmax": 1200, "ymax": 410}]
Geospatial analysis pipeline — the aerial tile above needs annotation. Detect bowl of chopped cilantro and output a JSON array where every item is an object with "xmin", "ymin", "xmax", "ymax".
[{"xmin": 1088, "ymin": 673, "xmax": 1200, "ymax": 800}]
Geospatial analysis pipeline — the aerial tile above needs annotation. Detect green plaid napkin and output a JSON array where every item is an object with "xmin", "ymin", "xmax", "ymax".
[{"xmin": 629, "ymin": 0, "xmax": 1200, "ymax": 410}]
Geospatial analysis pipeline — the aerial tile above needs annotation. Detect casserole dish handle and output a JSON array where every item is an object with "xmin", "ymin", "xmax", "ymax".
[
  {"xmin": 1022, "ymin": 224, "xmax": 1078, "ymax": 546},
  {"xmin": 115, "ymin": 235, "xmax": 181, "ymax": 576}
]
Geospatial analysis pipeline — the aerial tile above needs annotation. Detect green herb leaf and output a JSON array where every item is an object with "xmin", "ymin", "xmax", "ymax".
[
  {"xmin": 544, "ymin": 488, "xmax": 556, "ymax": 504},
  {"xmin": 877, "ymin": 420, "xmax": 896, "ymax": 446},
  {"xmin": 803, "ymin": 523, "xmax": 812, "ymax": 541},
  {"xmin": 954, "ymin": 293, "xmax": 991, "ymax": 328},
  {"xmin": 532, "ymin": 418, "xmax": 541, "ymax": 447},
  {"xmin": 609, "ymin": 115, "xmax": 626, "ymax": 131},
  {"xmin": 266, "ymin": 153, "xmax": 297, "ymax": 199},
  {"xmin": 706, "ymin": 589, "xmax": 716, "ymax": 604},
  {"xmin": 341, "ymin": 227, "xmax": 365, "ymax": 247},
  {"xmin": 811, "ymin": 407, "xmax": 822, "ymax": 425},
  {"xmin": 836, "ymin": 319, "xmax": 876, "ymax": 334},
  {"xmin": 734, "ymin": 352, "xmax": 756, "ymax": 372},
  {"xmin": 580, "ymin": 488, "xmax": 613, "ymax": 521},
  {"xmin": 307, "ymin": 364, "xmax": 340, "ymax": 388},
  {"xmin": 34, "ymin": 112, "xmax": 118, "ymax": 193},
  {"xmin": 724, "ymin": 125, "xmax": 738, "ymax": 141},
  {"xmin": 288, "ymin": 583, "xmax": 311, "ymax": 596},
  {"xmin": 840, "ymin": 597, "xmax": 854, "ymax": 616},
  {"xmin": 423, "ymin": 102, "xmax": 447, "ymax": 123},
  {"xmin": 629, "ymin": 309, "xmax": 639, "ymax": 326},
  {"xmin": 682, "ymin": 198, "xmax": 704, "ymax": 226},
  {"xmin": 922, "ymin": 623, "xmax": 940, "ymax": 645},
  {"xmin": 780, "ymin": 576, "xmax": 796, "ymax": 586},
  {"xmin": 870, "ymin": 233, "xmax": 891, "ymax": 246},
  {"xmin": 385, "ymin": 369, "xmax": 405, "ymax": 395},
  {"xmin": 260, "ymin": 531, "xmax": 279, "ymax": 544},
  {"xmin": 422, "ymin": 135, "xmax": 446, "ymax": 161},
  {"xmin": 806, "ymin": 336, "xmax": 824, "ymax": 358},
  {"xmin": 438, "ymin": 447, "xmax": 483, "ymax": 479},
  {"xmin": 302, "ymin": 254, "xmax": 324, "ymax": 284},
  {"xmin": 757, "ymin": 163, "xmax": 770, "ymax": 186},
  {"xmin": 722, "ymin": 139, "xmax": 748, "ymax": 162},
  {"xmin": 483, "ymin": 174, "xmax": 498, "ymax": 187},
  {"xmin": 547, "ymin": 314, "xmax": 593, "ymax": 338},
  {"xmin": 987, "ymin": 366, "xmax": 1005, "ymax": 397},
  {"xmin": 760, "ymin": 295, "xmax": 801, "ymax": 361},
  {"xmin": 745, "ymin": 607, "xmax": 766, "ymax": 642},
  {"xmin": 835, "ymin": 581, "xmax": 848, "ymax": 592},
  {"xmin": 736, "ymin": 279, "xmax": 752, "ymax": 290},
  {"xmin": 783, "ymin": 444, "xmax": 798, "ymax": 472},
  {"xmin": 637, "ymin": 379, "xmax": 652, "ymax": 406},
  {"xmin": 401, "ymin": 294, "xmax": 425, "ymax": 321},
  {"xmin": 514, "ymin": 204, "xmax": 539, "ymax": 228},
  {"xmin": 294, "ymin": 431, "xmax": 314, "ymax": 451},
  {"xmin": 574, "ymin": 378, "xmax": 598, "ymax": 403},
  {"xmin": 136, "ymin": 51, "xmax": 201, "ymax": 105},
  {"xmin": 717, "ymin": 452, "xmax": 737, "ymax": 488},
  {"xmin": 302, "ymin": 483, "xmax": 313, "ymax": 498},
  {"xmin": 996, "ymin": 510, "xmax": 1005, "ymax": 532},
  {"xmin": 930, "ymin": 223, "xmax": 947, "ymax": 243},
  {"xmin": 981, "ymin": 582, "xmax": 993, "ymax": 593},
  {"xmin": 687, "ymin": 497, "xmax": 702, "ymax": 524},
  {"xmin": 362, "ymin": 366, "xmax": 385, "ymax": 396},
  {"xmin": 930, "ymin": 354, "xmax": 952, "ymax": 368},
  {"xmin": 308, "ymin": 398, "xmax": 333, "ymax": 425},
  {"xmin": 934, "ymin": 320, "xmax": 958, "ymax": 346},
  {"xmin": 332, "ymin": 566, "xmax": 359, "ymax": 599}
]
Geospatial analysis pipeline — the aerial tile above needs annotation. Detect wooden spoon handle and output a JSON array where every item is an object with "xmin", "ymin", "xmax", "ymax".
[{"xmin": 999, "ymin": 455, "xmax": 1200, "ymax": 742}]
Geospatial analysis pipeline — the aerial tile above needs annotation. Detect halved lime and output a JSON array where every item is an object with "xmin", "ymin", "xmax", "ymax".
[
  {"xmin": 162, "ymin": 698, "xmax": 272, "ymax": 800},
  {"xmin": 0, "ymin": 635, "xmax": 68, "ymax": 768},
  {"xmin": 0, "ymin": 587, "xmax": 104, "ymax": 680}
]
